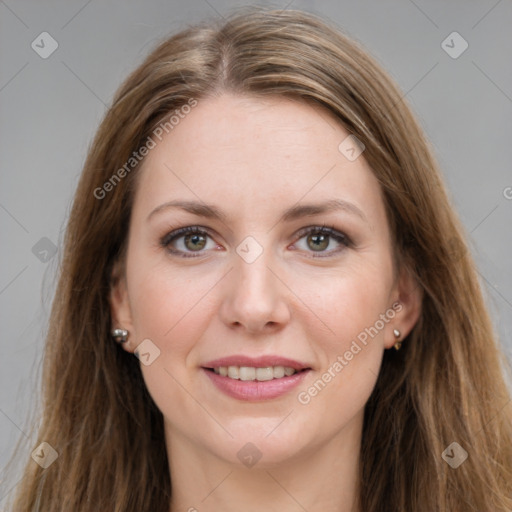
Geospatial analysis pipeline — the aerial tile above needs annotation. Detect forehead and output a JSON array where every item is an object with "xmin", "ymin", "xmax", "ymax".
[
  {"xmin": 153, "ymin": 93, "xmax": 346, "ymax": 168},
  {"xmin": 133, "ymin": 93, "xmax": 385, "ymax": 226}
]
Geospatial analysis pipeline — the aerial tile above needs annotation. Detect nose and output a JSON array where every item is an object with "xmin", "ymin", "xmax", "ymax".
[{"xmin": 218, "ymin": 248, "xmax": 291, "ymax": 335}]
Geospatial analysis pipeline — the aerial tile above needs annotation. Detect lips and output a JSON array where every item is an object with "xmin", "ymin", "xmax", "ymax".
[
  {"xmin": 201, "ymin": 354, "xmax": 312, "ymax": 401},
  {"xmin": 202, "ymin": 355, "xmax": 312, "ymax": 371}
]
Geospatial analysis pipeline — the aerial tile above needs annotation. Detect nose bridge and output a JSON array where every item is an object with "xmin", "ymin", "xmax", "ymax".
[
  {"xmin": 233, "ymin": 237, "xmax": 276, "ymax": 302},
  {"xmin": 220, "ymin": 234, "xmax": 290, "ymax": 331}
]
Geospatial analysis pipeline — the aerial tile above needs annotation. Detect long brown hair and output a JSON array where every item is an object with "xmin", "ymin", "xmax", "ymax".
[{"xmin": 3, "ymin": 7, "xmax": 512, "ymax": 511}]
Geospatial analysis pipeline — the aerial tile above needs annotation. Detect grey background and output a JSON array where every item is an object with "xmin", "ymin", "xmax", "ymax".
[{"xmin": 1, "ymin": 0, "xmax": 511, "ymax": 499}]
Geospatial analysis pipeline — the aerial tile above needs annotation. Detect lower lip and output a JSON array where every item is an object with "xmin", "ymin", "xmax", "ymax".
[{"xmin": 202, "ymin": 368, "xmax": 311, "ymax": 401}]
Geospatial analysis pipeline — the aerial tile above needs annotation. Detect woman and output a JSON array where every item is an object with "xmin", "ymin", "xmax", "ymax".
[{"xmin": 4, "ymin": 7, "xmax": 512, "ymax": 511}]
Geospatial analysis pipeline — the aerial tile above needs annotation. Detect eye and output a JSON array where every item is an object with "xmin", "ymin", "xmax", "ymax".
[
  {"xmin": 292, "ymin": 225, "xmax": 351, "ymax": 257},
  {"xmin": 160, "ymin": 224, "xmax": 352, "ymax": 259},
  {"xmin": 160, "ymin": 226, "xmax": 218, "ymax": 258}
]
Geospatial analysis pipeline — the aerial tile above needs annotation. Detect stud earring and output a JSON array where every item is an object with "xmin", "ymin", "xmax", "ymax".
[
  {"xmin": 112, "ymin": 328, "xmax": 129, "ymax": 344},
  {"xmin": 393, "ymin": 328, "xmax": 402, "ymax": 350}
]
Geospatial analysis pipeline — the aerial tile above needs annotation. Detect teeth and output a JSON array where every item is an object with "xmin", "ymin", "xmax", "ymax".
[
  {"xmin": 256, "ymin": 367, "xmax": 273, "ymax": 381},
  {"xmin": 273, "ymin": 366, "xmax": 285, "ymax": 378},
  {"xmin": 213, "ymin": 365, "xmax": 299, "ymax": 381},
  {"xmin": 227, "ymin": 366, "xmax": 239, "ymax": 379},
  {"xmin": 239, "ymin": 367, "xmax": 256, "ymax": 381}
]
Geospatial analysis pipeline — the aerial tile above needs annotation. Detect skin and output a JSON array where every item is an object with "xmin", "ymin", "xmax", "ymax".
[{"xmin": 110, "ymin": 93, "xmax": 421, "ymax": 512}]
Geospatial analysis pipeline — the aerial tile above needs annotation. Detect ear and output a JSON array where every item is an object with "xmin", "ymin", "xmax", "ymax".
[
  {"xmin": 109, "ymin": 260, "xmax": 135, "ymax": 353},
  {"xmin": 384, "ymin": 264, "xmax": 422, "ymax": 349}
]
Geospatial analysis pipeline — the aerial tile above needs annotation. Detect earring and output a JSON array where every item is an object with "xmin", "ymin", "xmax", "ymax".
[
  {"xmin": 112, "ymin": 328, "xmax": 129, "ymax": 344},
  {"xmin": 393, "ymin": 328, "xmax": 402, "ymax": 350}
]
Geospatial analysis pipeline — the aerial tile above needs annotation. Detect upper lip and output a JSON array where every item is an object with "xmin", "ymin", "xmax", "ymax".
[{"xmin": 202, "ymin": 355, "xmax": 312, "ymax": 371}]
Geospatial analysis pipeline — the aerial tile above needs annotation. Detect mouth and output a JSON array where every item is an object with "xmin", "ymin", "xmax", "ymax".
[
  {"xmin": 200, "ymin": 356, "xmax": 312, "ymax": 401},
  {"xmin": 201, "ymin": 364, "xmax": 312, "ymax": 402}
]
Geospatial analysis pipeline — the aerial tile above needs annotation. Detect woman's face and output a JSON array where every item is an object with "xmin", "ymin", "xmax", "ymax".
[{"xmin": 111, "ymin": 93, "xmax": 419, "ymax": 467}]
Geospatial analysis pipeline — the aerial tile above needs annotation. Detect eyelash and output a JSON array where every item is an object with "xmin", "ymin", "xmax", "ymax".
[{"xmin": 159, "ymin": 225, "xmax": 352, "ymax": 259}]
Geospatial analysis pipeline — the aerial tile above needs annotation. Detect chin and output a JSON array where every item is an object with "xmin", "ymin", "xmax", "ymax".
[{"xmin": 209, "ymin": 418, "xmax": 314, "ymax": 467}]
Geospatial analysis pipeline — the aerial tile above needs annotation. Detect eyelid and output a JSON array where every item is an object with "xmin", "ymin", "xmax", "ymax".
[
  {"xmin": 160, "ymin": 225, "xmax": 216, "ymax": 247},
  {"xmin": 294, "ymin": 224, "xmax": 348, "ymax": 241}
]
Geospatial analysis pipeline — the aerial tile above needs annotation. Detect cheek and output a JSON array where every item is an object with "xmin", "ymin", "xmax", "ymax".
[
  {"xmin": 294, "ymin": 264, "xmax": 392, "ymax": 407},
  {"xmin": 296, "ymin": 257, "xmax": 393, "ymax": 346},
  {"xmin": 126, "ymin": 263, "xmax": 222, "ymax": 425},
  {"xmin": 294, "ymin": 331, "xmax": 383, "ymax": 442},
  {"xmin": 127, "ymin": 259, "xmax": 219, "ymax": 360}
]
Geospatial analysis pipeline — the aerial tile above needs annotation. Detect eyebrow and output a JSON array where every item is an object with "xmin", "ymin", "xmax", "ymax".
[{"xmin": 147, "ymin": 198, "xmax": 368, "ymax": 224}]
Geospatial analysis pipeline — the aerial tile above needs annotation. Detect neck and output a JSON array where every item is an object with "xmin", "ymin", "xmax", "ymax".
[{"xmin": 166, "ymin": 414, "xmax": 363, "ymax": 512}]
